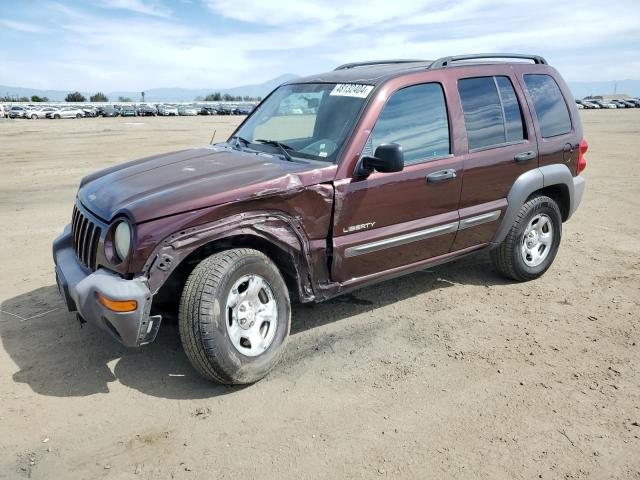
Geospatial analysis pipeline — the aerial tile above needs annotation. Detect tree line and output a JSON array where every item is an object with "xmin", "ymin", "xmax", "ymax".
[
  {"xmin": 2, "ymin": 91, "xmax": 262, "ymax": 103},
  {"xmin": 0, "ymin": 92, "xmax": 109, "ymax": 102},
  {"xmin": 198, "ymin": 93, "xmax": 262, "ymax": 102},
  {"xmin": 0, "ymin": 95, "xmax": 49, "ymax": 102}
]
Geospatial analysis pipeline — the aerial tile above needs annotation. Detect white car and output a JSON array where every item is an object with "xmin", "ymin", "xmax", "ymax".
[
  {"xmin": 26, "ymin": 107, "xmax": 57, "ymax": 119},
  {"xmin": 46, "ymin": 107, "xmax": 85, "ymax": 119},
  {"xmin": 158, "ymin": 105, "xmax": 178, "ymax": 116}
]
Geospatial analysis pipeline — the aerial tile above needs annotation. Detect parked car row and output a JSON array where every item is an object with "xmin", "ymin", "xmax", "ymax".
[
  {"xmin": 2, "ymin": 102, "xmax": 256, "ymax": 119},
  {"xmin": 576, "ymin": 98, "xmax": 640, "ymax": 109}
]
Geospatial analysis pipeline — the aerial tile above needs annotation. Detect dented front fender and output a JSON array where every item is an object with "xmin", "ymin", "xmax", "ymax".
[{"xmin": 142, "ymin": 211, "xmax": 314, "ymax": 299}]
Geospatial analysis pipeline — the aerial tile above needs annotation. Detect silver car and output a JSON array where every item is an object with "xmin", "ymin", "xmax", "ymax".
[
  {"xmin": 46, "ymin": 107, "xmax": 85, "ymax": 119},
  {"xmin": 178, "ymin": 105, "xmax": 198, "ymax": 116},
  {"xmin": 8, "ymin": 106, "xmax": 27, "ymax": 118}
]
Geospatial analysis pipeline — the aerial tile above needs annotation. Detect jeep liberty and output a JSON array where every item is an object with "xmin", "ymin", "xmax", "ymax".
[{"xmin": 53, "ymin": 53, "xmax": 587, "ymax": 384}]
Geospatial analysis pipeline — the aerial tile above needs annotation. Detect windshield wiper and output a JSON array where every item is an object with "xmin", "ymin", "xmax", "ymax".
[
  {"xmin": 255, "ymin": 139, "xmax": 295, "ymax": 162},
  {"xmin": 230, "ymin": 135, "xmax": 251, "ymax": 151}
]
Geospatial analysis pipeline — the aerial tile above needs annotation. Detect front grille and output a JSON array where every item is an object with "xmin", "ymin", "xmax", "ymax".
[{"xmin": 71, "ymin": 205, "xmax": 102, "ymax": 270}]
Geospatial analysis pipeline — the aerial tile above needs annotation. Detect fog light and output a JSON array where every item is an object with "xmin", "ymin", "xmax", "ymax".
[{"xmin": 96, "ymin": 292, "xmax": 137, "ymax": 312}]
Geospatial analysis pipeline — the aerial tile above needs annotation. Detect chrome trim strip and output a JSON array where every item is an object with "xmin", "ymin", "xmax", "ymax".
[
  {"xmin": 344, "ymin": 221, "xmax": 459, "ymax": 258},
  {"xmin": 459, "ymin": 210, "xmax": 501, "ymax": 230}
]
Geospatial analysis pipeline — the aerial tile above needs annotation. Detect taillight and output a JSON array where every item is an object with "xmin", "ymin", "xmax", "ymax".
[{"xmin": 577, "ymin": 138, "xmax": 588, "ymax": 175}]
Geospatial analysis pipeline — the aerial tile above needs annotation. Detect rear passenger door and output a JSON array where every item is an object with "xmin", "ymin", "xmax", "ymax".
[
  {"xmin": 521, "ymin": 73, "xmax": 576, "ymax": 169},
  {"xmin": 451, "ymin": 72, "xmax": 538, "ymax": 251}
]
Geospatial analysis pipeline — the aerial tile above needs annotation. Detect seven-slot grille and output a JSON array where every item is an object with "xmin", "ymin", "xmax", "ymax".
[{"xmin": 71, "ymin": 205, "xmax": 102, "ymax": 270}]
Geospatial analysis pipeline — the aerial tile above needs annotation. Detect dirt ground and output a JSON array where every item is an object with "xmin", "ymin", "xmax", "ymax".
[{"xmin": 0, "ymin": 111, "xmax": 638, "ymax": 479}]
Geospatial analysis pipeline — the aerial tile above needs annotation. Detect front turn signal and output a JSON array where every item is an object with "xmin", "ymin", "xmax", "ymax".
[{"xmin": 96, "ymin": 292, "xmax": 138, "ymax": 312}]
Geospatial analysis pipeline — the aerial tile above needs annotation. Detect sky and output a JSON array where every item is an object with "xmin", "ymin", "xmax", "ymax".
[{"xmin": 0, "ymin": 0, "xmax": 639, "ymax": 91}]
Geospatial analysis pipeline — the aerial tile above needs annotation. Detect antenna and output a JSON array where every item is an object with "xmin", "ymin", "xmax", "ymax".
[{"xmin": 210, "ymin": 129, "xmax": 217, "ymax": 145}]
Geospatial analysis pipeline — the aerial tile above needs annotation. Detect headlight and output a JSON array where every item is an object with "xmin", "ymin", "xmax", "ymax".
[{"xmin": 114, "ymin": 220, "xmax": 132, "ymax": 261}]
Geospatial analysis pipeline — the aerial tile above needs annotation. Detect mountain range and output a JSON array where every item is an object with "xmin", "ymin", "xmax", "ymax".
[
  {"xmin": 1, "ymin": 76, "xmax": 639, "ymax": 102},
  {"xmin": 0, "ymin": 74, "xmax": 299, "ymax": 102}
]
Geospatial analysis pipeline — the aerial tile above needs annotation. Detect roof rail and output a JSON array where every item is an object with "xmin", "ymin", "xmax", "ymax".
[
  {"xmin": 430, "ymin": 53, "xmax": 547, "ymax": 69},
  {"xmin": 334, "ymin": 59, "xmax": 428, "ymax": 71}
]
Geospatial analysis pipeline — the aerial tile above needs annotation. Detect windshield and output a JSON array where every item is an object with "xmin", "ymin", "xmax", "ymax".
[{"xmin": 232, "ymin": 83, "xmax": 371, "ymax": 162}]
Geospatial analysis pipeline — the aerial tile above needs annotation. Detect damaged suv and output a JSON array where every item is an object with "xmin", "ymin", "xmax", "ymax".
[{"xmin": 53, "ymin": 54, "xmax": 587, "ymax": 384}]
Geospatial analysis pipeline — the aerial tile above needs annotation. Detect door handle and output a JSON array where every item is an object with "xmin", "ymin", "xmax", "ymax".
[
  {"xmin": 514, "ymin": 151, "xmax": 536, "ymax": 162},
  {"xmin": 426, "ymin": 169, "xmax": 457, "ymax": 183}
]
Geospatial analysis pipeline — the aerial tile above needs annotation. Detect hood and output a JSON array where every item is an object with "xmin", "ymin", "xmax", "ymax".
[{"xmin": 77, "ymin": 145, "xmax": 330, "ymax": 223}]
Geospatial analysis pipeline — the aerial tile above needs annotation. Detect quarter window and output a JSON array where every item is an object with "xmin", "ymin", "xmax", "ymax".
[
  {"xmin": 496, "ymin": 77, "xmax": 526, "ymax": 142},
  {"xmin": 524, "ymin": 74, "xmax": 572, "ymax": 138},
  {"xmin": 458, "ymin": 76, "xmax": 525, "ymax": 151},
  {"xmin": 365, "ymin": 83, "xmax": 450, "ymax": 164}
]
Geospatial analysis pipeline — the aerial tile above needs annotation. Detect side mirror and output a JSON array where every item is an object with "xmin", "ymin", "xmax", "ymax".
[{"xmin": 356, "ymin": 143, "xmax": 404, "ymax": 178}]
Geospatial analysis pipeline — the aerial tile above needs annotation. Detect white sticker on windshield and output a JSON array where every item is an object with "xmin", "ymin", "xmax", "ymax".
[{"xmin": 330, "ymin": 84, "xmax": 374, "ymax": 98}]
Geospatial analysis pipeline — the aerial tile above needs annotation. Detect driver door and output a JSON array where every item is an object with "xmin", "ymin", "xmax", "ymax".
[{"xmin": 331, "ymin": 82, "xmax": 462, "ymax": 283}]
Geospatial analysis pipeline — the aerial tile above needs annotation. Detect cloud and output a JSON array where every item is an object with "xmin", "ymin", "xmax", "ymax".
[
  {"xmin": 203, "ymin": 0, "xmax": 640, "ymax": 82},
  {"xmin": 205, "ymin": 0, "xmax": 434, "ymax": 28},
  {"xmin": 0, "ymin": 0, "xmax": 637, "ymax": 91},
  {"xmin": 0, "ymin": 19, "xmax": 49, "ymax": 33},
  {"xmin": 98, "ymin": 0, "xmax": 171, "ymax": 17}
]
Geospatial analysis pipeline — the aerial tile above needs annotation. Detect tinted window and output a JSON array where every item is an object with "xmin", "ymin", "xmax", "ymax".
[
  {"xmin": 458, "ymin": 76, "xmax": 525, "ymax": 150},
  {"xmin": 365, "ymin": 83, "xmax": 449, "ymax": 164},
  {"xmin": 496, "ymin": 76, "xmax": 525, "ymax": 142},
  {"xmin": 524, "ymin": 74, "xmax": 571, "ymax": 137},
  {"xmin": 458, "ymin": 77, "xmax": 504, "ymax": 150}
]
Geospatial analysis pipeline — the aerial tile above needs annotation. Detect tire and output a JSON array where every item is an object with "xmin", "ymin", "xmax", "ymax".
[
  {"xmin": 179, "ymin": 248, "xmax": 291, "ymax": 384},
  {"xmin": 54, "ymin": 114, "xmax": 61, "ymax": 119},
  {"xmin": 30, "ymin": 114, "xmax": 37, "ymax": 120},
  {"xmin": 491, "ymin": 195, "xmax": 562, "ymax": 282},
  {"xmin": 76, "ymin": 113, "xmax": 82, "ymax": 118}
]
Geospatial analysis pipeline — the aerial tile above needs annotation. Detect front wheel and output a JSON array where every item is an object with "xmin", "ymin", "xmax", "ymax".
[
  {"xmin": 491, "ymin": 195, "xmax": 562, "ymax": 282},
  {"xmin": 179, "ymin": 248, "xmax": 291, "ymax": 384}
]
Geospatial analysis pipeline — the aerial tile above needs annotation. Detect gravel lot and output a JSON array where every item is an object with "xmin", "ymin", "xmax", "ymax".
[{"xmin": 1, "ymin": 111, "xmax": 638, "ymax": 479}]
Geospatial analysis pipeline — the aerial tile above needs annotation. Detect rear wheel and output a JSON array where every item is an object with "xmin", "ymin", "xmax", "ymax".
[
  {"xmin": 76, "ymin": 113, "xmax": 82, "ymax": 118},
  {"xmin": 30, "ymin": 114, "xmax": 37, "ymax": 120},
  {"xmin": 54, "ymin": 114, "xmax": 61, "ymax": 119},
  {"xmin": 179, "ymin": 248, "xmax": 291, "ymax": 384},
  {"xmin": 491, "ymin": 195, "xmax": 562, "ymax": 281}
]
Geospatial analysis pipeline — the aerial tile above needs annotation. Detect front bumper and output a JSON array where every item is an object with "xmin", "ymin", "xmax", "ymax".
[{"xmin": 52, "ymin": 225, "xmax": 161, "ymax": 347}]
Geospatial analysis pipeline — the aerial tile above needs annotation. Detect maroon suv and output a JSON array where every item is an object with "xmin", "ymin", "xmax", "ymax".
[{"xmin": 53, "ymin": 54, "xmax": 587, "ymax": 384}]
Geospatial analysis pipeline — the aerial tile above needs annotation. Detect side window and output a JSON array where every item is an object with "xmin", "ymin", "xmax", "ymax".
[
  {"xmin": 496, "ymin": 76, "xmax": 525, "ymax": 142},
  {"xmin": 524, "ymin": 74, "xmax": 572, "ymax": 138},
  {"xmin": 458, "ymin": 76, "xmax": 525, "ymax": 151},
  {"xmin": 365, "ymin": 83, "xmax": 450, "ymax": 164}
]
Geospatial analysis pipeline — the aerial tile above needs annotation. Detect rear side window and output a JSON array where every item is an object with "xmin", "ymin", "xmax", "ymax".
[
  {"xmin": 458, "ymin": 76, "xmax": 525, "ymax": 150},
  {"xmin": 496, "ymin": 77, "xmax": 526, "ymax": 142},
  {"xmin": 365, "ymin": 83, "xmax": 450, "ymax": 164},
  {"xmin": 524, "ymin": 74, "xmax": 572, "ymax": 137}
]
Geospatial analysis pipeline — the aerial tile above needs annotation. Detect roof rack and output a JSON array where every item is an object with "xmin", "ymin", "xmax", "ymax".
[
  {"xmin": 430, "ymin": 53, "xmax": 547, "ymax": 69},
  {"xmin": 334, "ymin": 59, "xmax": 428, "ymax": 71}
]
